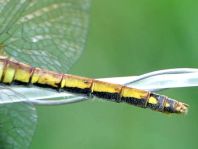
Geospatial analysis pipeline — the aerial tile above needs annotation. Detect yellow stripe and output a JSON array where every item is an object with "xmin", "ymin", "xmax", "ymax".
[
  {"xmin": 164, "ymin": 102, "xmax": 170, "ymax": 108},
  {"xmin": 0, "ymin": 60, "xmax": 4, "ymax": 81},
  {"xmin": 148, "ymin": 96, "xmax": 158, "ymax": 104},
  {"xmin": 63, "ymin": 75, "xmax": 92, "ymax": 89},
  {"xmin": 31, "ymin": 68, "xmax": 62, "ymax": 87},
  {"xmin": 92, "ymin": 81, "xmax": 121, "ymax": 94},
  {"xmin": 121, "ymin": 87, "xmax": 148, "ymax": 99},
  {"xmin": 14, "ymin": 63, "xmax": 32, "ymax": 83},
  {"xmin": 3, "ymin": 62, "xmax": 16, "ymax": 83},
  {"xmin": 31, "ymin": 68, "xmax": 40, "ymax": 84}
]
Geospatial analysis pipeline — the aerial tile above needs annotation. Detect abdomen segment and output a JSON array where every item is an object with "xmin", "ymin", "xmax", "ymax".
[{"xmin": 0, "ymin": 57, "xmax": 188, "ymax": 114}]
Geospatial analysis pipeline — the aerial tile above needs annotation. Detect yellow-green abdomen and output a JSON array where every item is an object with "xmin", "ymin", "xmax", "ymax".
[{"xmin": 0, "ymin": 56, "xmax": 188, "ymax": 114}]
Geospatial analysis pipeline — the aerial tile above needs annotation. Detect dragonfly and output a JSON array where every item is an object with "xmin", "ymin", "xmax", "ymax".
[{"xmin": 0, "ymin": 0, "xmax": 190, "ymax": 148}]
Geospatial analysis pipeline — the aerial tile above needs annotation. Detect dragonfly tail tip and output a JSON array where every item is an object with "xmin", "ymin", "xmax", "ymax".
[{"xmin": 176, "ymin": 102, "xmax": 189, "ymax": 115}]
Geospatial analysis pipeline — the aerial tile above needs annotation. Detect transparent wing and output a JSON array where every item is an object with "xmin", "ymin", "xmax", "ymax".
[
  {"xmin": 0, "ymin": 85, "xmax": 86, "ymax": 105},
  {"xmin": 0, "ymin": 86, "xmax": 37, "ymax": 148},
  {"xmin": 0, "ymin": 0, "xmax": 90, "ymax": 72},
  {"xmin": 0, "ymin": 0, "xmax": 90, "ymax": 147},
  {"xmin": 0, "ymin": 102, "xmax": 37, "ymax": 149},
  {"xmin": 0, "ymin": 0, "xmax": 90, "ymax": 128}
]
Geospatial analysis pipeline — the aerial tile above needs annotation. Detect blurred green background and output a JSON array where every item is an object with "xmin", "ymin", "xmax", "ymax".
[{"xmin": 31, "ymin": 0, "xmax": 198, "ymax": 149}]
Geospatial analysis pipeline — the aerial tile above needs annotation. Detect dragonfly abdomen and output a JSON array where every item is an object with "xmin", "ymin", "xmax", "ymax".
[{"xmin": 0, "ymin": 57, "xmax": 188, "ymax": 114}]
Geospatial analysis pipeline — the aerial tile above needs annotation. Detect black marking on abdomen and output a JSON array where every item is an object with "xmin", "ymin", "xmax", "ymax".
[
  {"xmin": 121, "ymin": 97, "xmax": 147, "ymax": 108},
  {"xmin": 12, "ymin": 80, "xmax": 30, "ymax": 86},
  {"xmin": 164, "ymin": 98, "xmax": 176, "ymax": 113},
  {"xmin": 63, "ymin": 87, "xmax": 91, "ymax": 96},
  {"xmin": 92, "ymin": 91, "xmax": 121, "ymax": 102},
  {"xmin": 146, "ymin": 93, "xmax": 165, "ymax": 112},
  {"xmin": 32, "ymin": 83, "xmax": 60, "ymax": 91},
  {"xmin": 1, "ymin": 58, "xmax": 8, "ymax": 82}
]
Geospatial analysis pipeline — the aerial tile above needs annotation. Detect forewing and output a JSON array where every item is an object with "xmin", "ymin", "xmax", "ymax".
[{"xmin": 0, "ymin": 0, "xmax": 90, "ymax": 73}]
